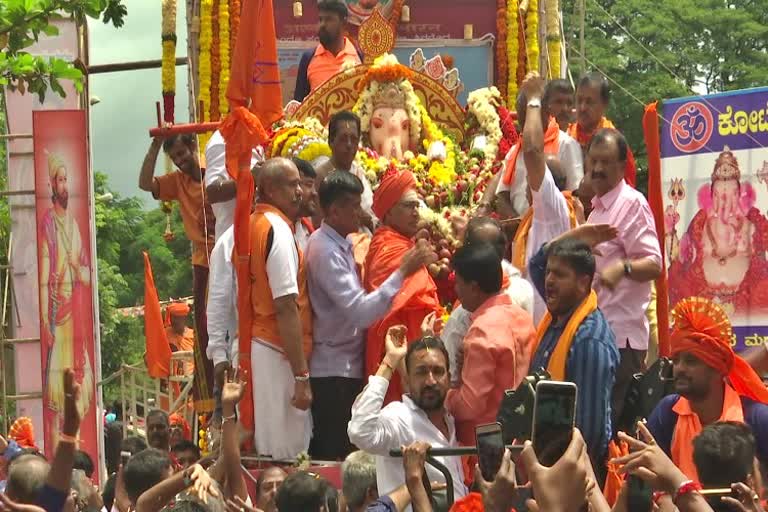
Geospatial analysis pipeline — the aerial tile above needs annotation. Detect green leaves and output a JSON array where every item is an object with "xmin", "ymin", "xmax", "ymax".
[{"xmin": 0, "ymin": 0, "xmax": 127, "ymax": 100}]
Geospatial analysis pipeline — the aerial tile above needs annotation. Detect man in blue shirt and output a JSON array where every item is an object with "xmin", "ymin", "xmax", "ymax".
[
  {"xmin": 305, "ymin": 171, "xmax": 434, "ymax": 460},
  {"xmin": 528, "ymin": 225, "xmax": 619, "ymax": 470}
]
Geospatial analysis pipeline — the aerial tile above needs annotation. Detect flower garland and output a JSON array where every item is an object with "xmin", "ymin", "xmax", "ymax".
[
  {"xmin": 229, "ymin": 0, "xmax": 240, "ymax": 54},
  {"xmin": 161, "ymin": 0, "xmax": 177, "ymax": 123},
  {"xmin": 517, "ymin": 9, "xmax": 527, "ymax": 86},
  {"xmin": 388, "ymin": 0, "xmax": 404, "ymax": 29},
  {"xmin": 419, "ymin": 104, "xmax": 456, "ymax": 185},
  {"xmin": 209, "ymin": 0, "xmax": 221, "ymax": 121},
  {"xmin": 450, "ymin": 493, "xmax": 484, "ymax": 512},
  {"xmin": 198, "ymin": 0, "xmax": 213, "ymax": 150},
  {"xmin": 495, "ymin": 0, "xmax": 507, "ymax": 101},
  {"xmin": 219, "ymin": 0, "xmax": 230, "ymax": 116},
  {"xmin": 525, "ymin": 0, "xmax": 540, "ymax": 73},
  {"xmin": 505, "ymin": 0, "xmax": 520, "ymax": 108},
  {"xmin": 545, "ymin": 0, "xmax": 561, "ymax": 78},
  {"xmin": 466, "ymin": 87, "xmax": 503, "ymax": 165}
]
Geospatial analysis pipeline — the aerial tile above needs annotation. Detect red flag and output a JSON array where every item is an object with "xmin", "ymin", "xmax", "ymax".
[
  {"xmin": 643, "ymin": 102, "xmax": 670, "ymax": 357},
  {"xmin": 143, "ymin": 252, "xmax": 172, "ymax": 378},
  {"xmin": 220, "ymin": 0, "xmax": 283, "ymax": 445}
]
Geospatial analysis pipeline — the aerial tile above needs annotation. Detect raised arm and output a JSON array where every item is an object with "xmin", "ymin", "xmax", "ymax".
[
  {"xmin": 139, "ymin": 138, "xmax": 163, "ymax": 196},
  {"xmin": 521, "ymin": 74, "xmax": 547, "ymax": 192},
  {"xmin": 220, "ymin": 371, "xmax": 248, "ymax": 501},
  {"xmin": 45, "ymin": 369, "xmax": 80, "ymax": 493}
]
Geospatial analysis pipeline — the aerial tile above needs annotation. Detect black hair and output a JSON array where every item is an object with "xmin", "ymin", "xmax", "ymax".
[
  {"xmin": 73, "ymin": 449, "xmax": 95, "ymax": 478},
  {"xmin": 588, "ymin": 127, "xmax": 628, "ymax": 163},
  {"xmin": 452, "ymin": 242, "xmax": 503, "ymax": 295},
  {"xmin": 123, "ymin": 448, "xmax": 172, "ymax": 503},
  {"xmin": 328, "ymin": 110, "xmax": 361, "ymax": 143},
  {"xmin": 405, "ymin": 336, "xmax": 450, "ymax": 373},
  {"xmin": 162, "ymin": 134, "xmax": 196, "ymax": 153},
  {"xmin": 317, "ymin": 0, "xmax": 348, "ymax": 19},
  {"xmin": 320, "ymin": 481, "xmax": 339, "ymax": 512},
  {"xmin": 318, "ymin": 170, "xmax": 364, "ymax": 210},
  {"xmin": 146, "ymin": 409, "xmax": 169, "ymax": 426},
  {"xmin": 275, "ymin": 471, "xmax": 326, "ymax": 512},
  {"xmin": 172, "ymin": 440, "xmax": 201, "ymax": 459},
  {"xmin": 464, "ymin": 216, "xmax": 506, "ymax": 260},
  {"xmin": 292, "ymin": 157, "xmax": 317, "ymax": 179},
  {"xmin": 102, "ymin": 473, "xmax": 117, "ymax": 511},
  {"xmin": 105, "ymin": 420, "xmax": 124, "ymax": 475},
  {"xmin": 121, "ymin": 435, "xmax": 148, "ymax": 455},
  {"xmin": 256, "ymin": 467, "xmax": 287, "ymax": 500},
  {"xmin": 545, "ymin": 238, "xmax": 596, "ymax": 280},
  {"xmin": 694, "ymin": 421, "xmax": 755, "ymax": 488},
  {"xmin": 577, "ymin": 72, "xmax": 610, "ymax": 104},
  {"xmin": 543, "ymin": 79, "xmax": 575, "ymax": 105}
]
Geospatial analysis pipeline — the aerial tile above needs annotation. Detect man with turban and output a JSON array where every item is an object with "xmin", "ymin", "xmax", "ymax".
[
  {"xmin": 364, "ymin": 168, "xmax": 439, "ymax": 404},
  {"xmin": 8, "ymin": 417, "xmax": 36, "ymax": 450},
  {"xmin": 647, "ymin": 297, "xmax": 768, "ymax": 480},
  {"xmin": 166, "ymin": 302, "xmax": 195, "ymax": 376}
]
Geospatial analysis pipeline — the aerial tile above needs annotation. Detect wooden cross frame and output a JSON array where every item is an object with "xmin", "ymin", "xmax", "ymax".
[{"xmin": 147, "ymin": 100, "xmax": 220, "ymax": 137}]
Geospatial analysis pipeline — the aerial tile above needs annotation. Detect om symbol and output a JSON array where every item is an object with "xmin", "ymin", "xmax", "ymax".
[{"xmin": 670, "ymin": 101, "xmax": 714, "ymax": 153}]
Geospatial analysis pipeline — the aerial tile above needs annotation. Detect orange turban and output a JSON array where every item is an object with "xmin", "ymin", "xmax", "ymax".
[
  {"xmin": 8, "ymin": 417, "xmax": 36, "ymax": 449},
  {"xmin": 372, "ymin": 168, "xmax": 417, "ymax": 220},
  {"xmin": 167, "ymin": 302, "xmax": 190, "ymax": 318},
  {"xmin": 670, "ymin": 297, "xmax": 768, "ymax": 404},
  {"xmin": 169, "ymin": 413, "xmax": 192, "ymax": 441}
]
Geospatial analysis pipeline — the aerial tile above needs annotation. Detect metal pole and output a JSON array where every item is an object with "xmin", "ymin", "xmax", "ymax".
[{"xmin": 87, "ymin": 57, "xmax": 188, "ymax": 75}]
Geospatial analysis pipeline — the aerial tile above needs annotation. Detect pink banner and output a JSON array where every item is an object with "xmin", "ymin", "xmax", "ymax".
[{"xmin": 32, "ymin": 110, "xmax": 99, "ymax": 469}]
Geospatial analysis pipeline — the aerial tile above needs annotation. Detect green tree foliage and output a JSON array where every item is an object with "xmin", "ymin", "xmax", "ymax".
[
  {"xmin": 561, "ymin": 0, "xmax": 768, "ymax": 194},
  {"xmin": 0, "ymin": 0, "xmax": 127, "ymax": 102}
]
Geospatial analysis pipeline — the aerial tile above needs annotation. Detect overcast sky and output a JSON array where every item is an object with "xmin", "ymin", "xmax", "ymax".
[{"xmin": 88, "ymin": 1, "xmax": 189, "ymax": 207}]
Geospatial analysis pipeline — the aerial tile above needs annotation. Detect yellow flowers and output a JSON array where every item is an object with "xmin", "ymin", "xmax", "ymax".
[
  {"xmin": 161, "ymin": 40, "xmax": 175, "ymax": 93},
  {"xmin": 219, "ymin": 0, "xmax": 230, "ymax": 116},
  {"xmin": 197, "ymin": 0, "xmax": 213, "ymax": 150},
  {"xmin": 506, "ymin": 0, "xmax": 519, "ymax": 107},
  {"xmin": 525, "ymin": 0, "xmax": 540, "ymax": 74},
  {"xmin": 545, "ymin": 0, "xmax": 561, "ymax": 78},
  {"xmin": 161, "ymin": 0, "xmax": 177, "ymax": 122}
]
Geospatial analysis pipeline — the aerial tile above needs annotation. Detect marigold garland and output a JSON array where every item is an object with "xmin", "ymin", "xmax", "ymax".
[
  {"xmin": 525, "ymin": 0, "xmax": 540, "ymax": 74},
  {"xmin": 506, "ymin": 0, "xmax": 520, "ymax": 108},
  {"xmin": 229, "ymin": 0, "xmax": 240, "ymax": 54},
  {"xmin": 495, "ymin": 0, "xmax": 508, "ymax": 101},
  {"xmin": 517, "ymin": 9, "xmax": 527, "ymax": 86},
  {"xmin": 198, "ymin": 0, "xmax": 213, "ymax": 150},
  {"xmin": 450, "ymin": 492, "xmax": 484, "ymax": 512},
  {"xmin": 209, "ymin": 0, "xmax": 221, "ymax": 121},
  {"xmin": 161, "ymin": 0, "xmax": 177, "ymax": 123},
  {"xmin": 219, "ymin": 0, "xmax": 230, "ymax": 115},
  {"xmin": 545, "ymin": 0, "xmax": 561, "ymax": 78}
]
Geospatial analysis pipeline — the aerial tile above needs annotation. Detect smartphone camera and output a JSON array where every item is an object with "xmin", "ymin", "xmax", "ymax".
[
  {"xmin": 476, "ymin": 422, "xmax": 505, "ymax": 482},
  {"xmin": 532, "ymin": 381, "xmax": 577, "ymax": 467}
]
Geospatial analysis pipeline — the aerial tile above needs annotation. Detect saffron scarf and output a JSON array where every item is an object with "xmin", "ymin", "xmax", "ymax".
[
  {"xmin": 511, "ymin": 191, "xmax": 578, "ymax": 273},
  {"xmin": 532, "ymin": 289, "xmax": 598, "ymax": 381},
  {"xmin": 502, "ymin": 118, "xmax": 561, "ymax": 186}
]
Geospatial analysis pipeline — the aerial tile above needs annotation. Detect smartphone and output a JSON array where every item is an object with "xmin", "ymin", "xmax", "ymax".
[
  {"xmin": 475, "ymin": 422, "xmax": 505, "ymax": 481},
  {"xmin": 531, "ymin": 381, "xmax": 577, "ymax": 467},
  {"xmin": 120, "ymin": 450, "xmax": 131, "ymax": 467}
]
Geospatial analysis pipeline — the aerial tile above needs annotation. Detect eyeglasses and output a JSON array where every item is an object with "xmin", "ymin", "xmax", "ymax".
[{"xmin": 396, "ymin": 200, "xmax": 420, "ymax": 210}]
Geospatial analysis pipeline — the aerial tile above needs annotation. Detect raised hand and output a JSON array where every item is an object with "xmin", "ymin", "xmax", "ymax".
[
  {"xmin": 221, "ymin": 370, "xmax": 245, "ymax": 408},
  {"xmin": 521, "ymin": 72, "xmax": 546, "ymax": 101},
  {"xmin": 384, "ymin": 325, "xmax": 408, "ymax": 368},
  {"xmin": 420, "ymin": 311, "xmax": 443, "ymax": 337},
  {"xmin": 402, "ymin": 441, "xmax": 431, "ymax": 482},
  {"xmin": 184, "ymin": 464, "xmax": 220, "ymax": 504},
  {"xmin": 63, "ymin": 368, "xmax": 81, "ymax": 436},
  {"xmin": 476, "ymin": 449, "xmax": 520, "ymax": 512},
  {"xmin": 401, "ymin": 239, "xmax": 438, "ymax": 277}
]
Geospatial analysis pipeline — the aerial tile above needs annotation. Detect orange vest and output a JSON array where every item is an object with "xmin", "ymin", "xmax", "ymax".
[{"xmin": 248, "ymin": 204, "xmax": 312, "ymax": 357}]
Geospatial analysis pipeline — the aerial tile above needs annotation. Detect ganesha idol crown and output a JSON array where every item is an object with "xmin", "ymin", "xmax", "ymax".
[
  {"xmin": 372, "ymin": 82, "xmax": 408, "ymax": 110},
  {"xmin": 712, "ymin": 146, "xmax": 741, "ymax": 182}
]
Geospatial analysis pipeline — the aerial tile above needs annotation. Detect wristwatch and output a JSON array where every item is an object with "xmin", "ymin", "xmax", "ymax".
[
  {"xmin": 294, "ymin": 371, "xmax": 310, "ymax": 382},
  {"xmin": 527, "ymin": 98, "xmax": 542, "ymax": 109},
  {"xmin": 623, "ymin": 260, "xmax": 633, "ymax": 277}
]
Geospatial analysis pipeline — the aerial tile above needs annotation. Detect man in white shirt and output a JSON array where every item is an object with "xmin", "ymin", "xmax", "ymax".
[
  {"xmin": 348, "ymin": 327, "xmax": 468, "ymax": 504},
  {"xmin": 204, "ymin": 130, "xmax": 264, "ymax": 241},
  {"xmin": 441, "ymin": 216, "xmax": 534, "ymax": 384},
  {"xmin": 495, "ymin": 82, "xmax": 583, "ymax": 218}
]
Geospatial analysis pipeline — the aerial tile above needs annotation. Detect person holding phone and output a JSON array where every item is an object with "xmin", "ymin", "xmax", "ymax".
[{"xmin": 526, "ymin": 224, "xmax": 620, "ymax": 470}]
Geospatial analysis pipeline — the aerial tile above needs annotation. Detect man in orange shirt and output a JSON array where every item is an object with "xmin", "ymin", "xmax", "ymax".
[
  {"xmin": 293, "ymin": 1, "xmax": 363, "ymax": 102},
  {"xmin": 238, "ymin": 157, "xmax": 313, "ymax": 458},
  {"xmin": 364, "ymin": 169, "xmax": 439, "ymax": 404},
  {"xmin": 140, "ymin": 133, "xmax": 216, "ymax": 412},
  {"xmin": 166, "ymin": 302, "xmax": 195, "ymax": 376},
  {"xmin": 446, "ymin": 243, "xmax": 536, "ymax": 446}
]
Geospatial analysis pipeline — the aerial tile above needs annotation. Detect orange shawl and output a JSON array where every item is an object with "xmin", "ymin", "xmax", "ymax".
[
  {"xmin": 511, "ymin": 191, "xmax": 578, "ymax": 273},
  {"xmin": 502, "ymin": 118, "xmax": 561, "ymax": 186},
  {"xmin": 364, "ymin": 226, "xmax": 440, "ymax": 404},
  {"xmin": 532, "ymin": 290, "xmax": 598, "ymax": 381},
  {"xmin": 567, "ymin": 117, "xmax": 636, "ymax": 187}
]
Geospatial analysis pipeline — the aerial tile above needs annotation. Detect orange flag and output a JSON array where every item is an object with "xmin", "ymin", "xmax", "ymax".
[
  {"xmin": 143, "ymin": 251, "xmax": 171, "ymax": 378},
  {"xmin": 221, "ymin": 0, "xmax": 284, "ymax": 446},
  {"xmin": 643, "ymin": 102, "xmax": 670, "ymax": 357}
]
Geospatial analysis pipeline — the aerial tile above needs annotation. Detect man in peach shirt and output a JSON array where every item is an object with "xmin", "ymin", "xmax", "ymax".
[
  {"xmin": 445, "ymin": 242, "xmax": 536, "ymax": 445},
  {"xmin": 293, "ymin": 1, "xmax": 363, "ymax": 102}
]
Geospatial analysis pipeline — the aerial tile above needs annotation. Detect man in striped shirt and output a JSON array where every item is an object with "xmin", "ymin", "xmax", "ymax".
[{"xmin": 527, "ymin": 225, "xmax": 619, "ymax": 470}]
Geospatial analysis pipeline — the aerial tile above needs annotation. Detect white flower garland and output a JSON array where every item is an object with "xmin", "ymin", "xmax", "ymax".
[{"xmin": 467, "ymin": 87, "xmax": 503, "ymax": 164}]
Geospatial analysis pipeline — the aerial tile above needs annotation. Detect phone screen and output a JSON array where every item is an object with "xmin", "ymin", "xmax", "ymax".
[
  {"xmin": 532, "ymin": 382, "xmax": 577, "ymax": 467},
  {"xmin": 476, "ymin": 424, "xmax": 505, "ymax": 481}
]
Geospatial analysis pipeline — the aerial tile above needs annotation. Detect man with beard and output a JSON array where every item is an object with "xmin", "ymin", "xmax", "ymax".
[
  {"xmin": 140, "ymin": 133, "xmax": 216, "ymax": 412},
  {"xmin": 647, "ymin": 297, "xmax": 768, "ymax": 481},
  {"xmin": 446, "ymin": 242, "xmax": 536, "ymax": 446},
  {"xmin": 256, "ymin": 466, "xmax": 288, "ymax": 512},
  {"xmin": 292, "ymin": 157, "xmax": 319, "ymax": 253},
  {"xmin": 527, "ymin": 225, "xmax": 619, "ymax": 469},
  {"xmin": 40, "ymin": 153, "xmax": 94, "ymax": 444},
  {"xmin": 293, "ymin": 1, "xmax": 363, "ymax": 102},
  {"xmin": 348, "ymin": 327, "xmax": 468, "ymax": 504},
  {"xmin": 146, "ymin": 410, "xmax": 171, "ymax": 452}
]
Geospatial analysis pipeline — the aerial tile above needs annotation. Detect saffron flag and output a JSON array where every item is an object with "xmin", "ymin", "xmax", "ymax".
[
  {"xmin": 643, "ymin": 102, "xmax": 670, "ymax": 357},
  {"xmin": 143, "ymin": 251, "xmax": 172, "ymax": 378}
]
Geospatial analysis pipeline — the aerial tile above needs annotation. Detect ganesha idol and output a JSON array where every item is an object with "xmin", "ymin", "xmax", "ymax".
[{"xmin": 668, "ymin": 147, "xmax": 768, "ymax": 316}]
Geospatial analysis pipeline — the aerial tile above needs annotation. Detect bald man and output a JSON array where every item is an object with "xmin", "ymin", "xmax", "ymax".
[
  {"xmin": 238, "ymin": 158, "xmax": 314, "ymax": 459},
  {"xmin": 6, "ymin": 454, "xmax": 49, "ymax": 504}
]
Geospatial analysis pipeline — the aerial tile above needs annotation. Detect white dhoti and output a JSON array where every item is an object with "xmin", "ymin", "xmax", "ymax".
[{"xmin": 251, "ymin": 340, "xmax": 312, "ymax": 459}]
